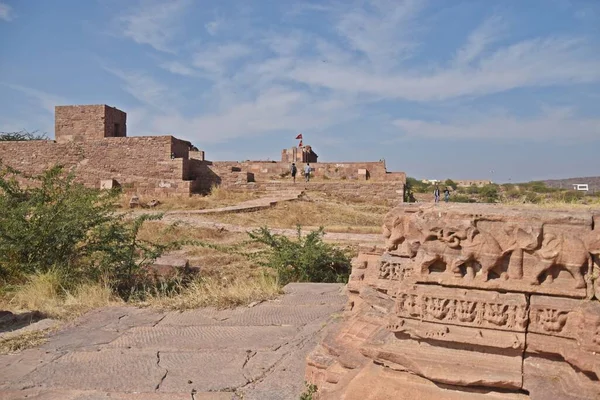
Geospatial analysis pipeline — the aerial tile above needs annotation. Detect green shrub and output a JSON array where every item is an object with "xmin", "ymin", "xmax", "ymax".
[
  {"xmin": 479, "ymin": 184, "xmax": 500, "ymax": 203},
  {"xmin": 0, "ymin": 164, "xmax": 174, "ymax": 297},
  {"xmin": 551, "ymin": 190, "xmax": 584, "ymax": 203},
  {"xmin": 466, "ymin": 185, "xmax": 481, "ymax": 195},
  {"xmin": 406, "ymin": 177, "xmax": 432, "ymax": 193},
  {"xmin": 523, "ymin": 192, "xmax": 542, "ymax": 203},
  {"xmin": 248, "ymin": 226, "xmax": 351, "ymax": 285},
  {"xmin": 444, "ymin": 179, "xmax": 458, "ymax": 190},
  {"xmin": 300, "ymin": 382, "xmax": 318, "ymax": 400},
  {"xmin": 450, "ymin": 194, "xmax": 475, "ymax": 203}
]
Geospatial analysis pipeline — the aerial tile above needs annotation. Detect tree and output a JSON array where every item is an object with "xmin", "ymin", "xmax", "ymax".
[
  {"xmin": 444, "ymin": 179, "xmax": 458, "ymax": 190},
  {"xmin": 0, "ymin": 130, "xmax": 48, "ymax": 141},
  {"xmin": 479, "ymin": 184, "xmax": 500, "ymax": 203},
  {"xmin": 0, "ymin": 163, "xmax": 173, "ymax": 296}
]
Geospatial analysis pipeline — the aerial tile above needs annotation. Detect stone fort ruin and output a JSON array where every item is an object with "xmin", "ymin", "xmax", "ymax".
[{"xmin": 0, "ymin": 105, "xmax": 406, "ymax": 203}]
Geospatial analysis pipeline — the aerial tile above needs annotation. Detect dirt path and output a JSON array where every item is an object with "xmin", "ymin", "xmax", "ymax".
[
  {"xmin": 161, "ymin": 214, "xmax": 383, "ymax": 244},
  {"xmin": 0, "ymin": 283, "xmax": 346, "ymax": 400}
]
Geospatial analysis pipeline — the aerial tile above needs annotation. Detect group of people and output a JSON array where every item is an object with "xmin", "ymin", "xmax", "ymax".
[
  {"xmin": 290, "ymin": 162, "xmax": 311, "ymax": 183},
  {"xmin": 434, "ymin": 186, "xmax": 451, "ymax": 203}
]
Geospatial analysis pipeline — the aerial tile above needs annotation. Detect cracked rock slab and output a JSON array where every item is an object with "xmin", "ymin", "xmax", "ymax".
[
  {"xmin": 0, "ymin": 389, "xmax": 232, "ymax": 399},
  {"xmin": 15, "ymin": 349, "xmax": 166, "ymax": 392},
  {"xmin": 156, "ymin": 350, "xmax": 282, "ymax": 393},
  {"xmin": 106, "ymin": 325, "xmax": 298, "ymax": 351}
]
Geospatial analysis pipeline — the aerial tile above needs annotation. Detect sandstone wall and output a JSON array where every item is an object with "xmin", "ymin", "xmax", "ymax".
[
  {"xmin": 0, "ymin": 137, "xmax": 193, "ymax": 195},
  {"xmin": 186, "ymin": 160, "xmax": 405, "ymax": 203},
  {"xmin": 307, "ymin": 204, "xmax": 600, "ymax": 399},
  {"xmin": 204, "ymin": 160, "xmax": 399, "ymax": 182}
]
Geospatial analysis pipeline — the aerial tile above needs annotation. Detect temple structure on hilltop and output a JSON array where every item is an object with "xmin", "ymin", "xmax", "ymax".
[{"xmin": 281, "ymin": 145, "xmax": 318, "ymax": 163}]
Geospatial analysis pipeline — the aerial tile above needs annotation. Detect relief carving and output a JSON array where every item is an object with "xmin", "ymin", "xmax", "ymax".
[
  {"xmin": 393, "ymin": 286, "xmax": 527, "ymax": 332},
  {"xmin": 378, "ymin": 259, "xmax": 412, "ymax": 281},
  {"xmin": 381, "ymin": 206, "xmax": 597, "ymax": 296}
]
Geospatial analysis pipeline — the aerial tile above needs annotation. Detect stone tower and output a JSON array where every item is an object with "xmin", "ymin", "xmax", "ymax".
[{"xmin": 55, "ymin": 105, "xmax": 126, "ymax": 143}]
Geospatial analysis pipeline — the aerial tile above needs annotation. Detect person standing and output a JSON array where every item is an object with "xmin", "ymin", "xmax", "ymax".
[
  {"xmin": 434, "ymin": 186, "xmax": 440, "ymax": 203},
  {"xmin": 444, "ymin": 187, "xmax": 450, "ymax": 203},
  {"xmin": 290, "ymin": 163, "xmax": 297, "ymax": 183},
  {"xmin": 304, "ymin": 163, "xmax": 311, "ymax": 182}
]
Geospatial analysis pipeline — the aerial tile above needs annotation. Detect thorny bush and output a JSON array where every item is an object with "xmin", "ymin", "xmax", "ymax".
[
  {"xmin": 0, "ymin": 163, "xmax": 176, "ymax": 298},
  {"xmin": 248, "ymin": 226, "xmax": 351, "ymax": 285}
]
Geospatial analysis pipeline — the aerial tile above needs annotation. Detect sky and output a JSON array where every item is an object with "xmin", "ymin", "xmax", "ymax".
[{"xmin": 0, "ymin": 0, "xmax": 599, "ymax": 183}]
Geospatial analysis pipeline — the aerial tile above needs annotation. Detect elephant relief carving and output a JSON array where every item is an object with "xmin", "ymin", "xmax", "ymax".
[
  {"xmin": 532, "ymin": 233, "xmax": 589, "ymax": 289},
  {"xmin": 414, "ymin": 225, "xmax": 505, "ymax": 282}
]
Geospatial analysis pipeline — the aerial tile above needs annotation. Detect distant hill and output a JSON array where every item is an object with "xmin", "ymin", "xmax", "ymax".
[{"xmin": 543, "ymin": 176, "xmax": 600, "ymax": 193}]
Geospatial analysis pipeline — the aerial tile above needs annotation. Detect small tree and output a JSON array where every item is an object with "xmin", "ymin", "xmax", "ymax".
[
  {"xmin": 248, "ymin": 226, "xmax": 351, "ymax": 285},
  {"xmin": 0, "ymin": 163, "xmax": 172, "ymax": 295},
  {"xmin": 444, "ymin": 179, "xmax": 458, "ymax": 191},
  {"xmin": 0, "ymin": 130, "xmax": 48, "ymax": 141},
  {"xmin": 479, "ymin": 184, "xmax": 500, "ymax": 203}
]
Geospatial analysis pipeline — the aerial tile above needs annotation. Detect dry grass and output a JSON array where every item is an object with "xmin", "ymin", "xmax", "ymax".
[
  {"xmin": 118, "ymin": 186, "xmax": 261, "ymax": 211},
  {"xmin": 206, "ymin": 199, "xmax": 387, "ymax": 230},
  {"xmin": 144, "ymin": 274, "xmax": 282, "ymax": 310},
  {"xmin": 2, "ymin": 271, "xmax": 120, "ymax": 320},
  {"xmin": 501, "ymin": 199, "xmax": 600, "ymax": 210},
  {"xmin": 0, "ymin": 329, "xmax": 50, "ymax": 355}
]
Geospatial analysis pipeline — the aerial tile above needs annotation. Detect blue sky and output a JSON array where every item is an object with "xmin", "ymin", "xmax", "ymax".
[{"xmin": 1, "ymin": 0, "xmax": 599, "ymax": 183}]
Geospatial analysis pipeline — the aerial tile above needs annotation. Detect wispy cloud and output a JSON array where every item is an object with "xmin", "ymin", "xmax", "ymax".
[
  {"xmin": 393, "ymin": 107, "xmax": 600, "ymax": 141},
  {"xmin": 120, "ymin": 0, "xmax": 189, "ymax": 53},
  {"xmin": 148, "ymin": 87, "xmax": 359, "ymax": 144},
  {"xmin": 109, "ymin": 0, "xmax": 600, "ymax": 146},
  {"xmin": 453, "ymin": 15, "xmax": 506, "ymax": 66},
  {"xmin": 205, "ymin": 17, "xmax": 222, "ymax": 36},
  {"xmin": 335, "ymin": 0, "xmax": 424, "ymax": 69},
  {"xmin": 102, "ymin": 67, "xmax": 174, "ymax": 110},
  {"xmin": 285, "ymin": 36, "xmax": 600, "ymax": 102},
  {"xmin": 2, "ymin": 83, "xmax": 66, "ymax": 113},
  {"xmin": 192, "ymin": 43, "xmax": 252, "ymax": 76},
  {"xmin": 160, "ymin": 61, "xmax": 197, "ymax": 77},
  {"xmin": 0, "ymin": 1, "xmax": 14, "ymax": 22}
]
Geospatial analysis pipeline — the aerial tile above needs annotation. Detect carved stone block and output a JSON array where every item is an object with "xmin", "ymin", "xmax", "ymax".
[
  {"xmin": 361, "ymin": 337, "xmax": 523, "ymax": 389},
  {"xmin": 382, "ymin": 204, "xmax": 596, "ymax": 298},
  {"xmin": 332, "ymin": 362, "xmax": 528, "ymax": 400},
  {"xmin": 388, "ymin": 317, "xmax": 525, "ymax": 351},
  {"xmin": 393, "ymin": 285, "xmax": 528, "ymax": 332}
]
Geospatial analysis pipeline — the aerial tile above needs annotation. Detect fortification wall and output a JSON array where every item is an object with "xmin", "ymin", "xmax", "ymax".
[
  {"xmin": 0, "ymin": 136, "xmax": 193, "ymax": 195},
  {"xmin": 194, "ymin": 160, "xmax": 402, "ymax": 181}
]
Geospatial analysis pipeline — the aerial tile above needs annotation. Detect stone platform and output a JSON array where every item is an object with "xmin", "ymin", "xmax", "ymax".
[{"xmin": 0, "ymin": 283, "xmax": 346, "ymax": 400}]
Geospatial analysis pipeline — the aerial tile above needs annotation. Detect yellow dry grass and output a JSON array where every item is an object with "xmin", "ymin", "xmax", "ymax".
[
  {"xmin": 501, "ymin": 199, "xmax": 600, "ymax": 210},
  {"xmin": 117, "ymin": 186, "xmax": 261, "ymax": 211},
  {"xmin": 0, "ymin": 329, "xmax": 50, "ymax": 355},
  {"xmin": 204, "ymin": 199, "xmax": 387, "ymax": 230},
  {"xmin": 3, "ymin": 271, "xmax": 120, "ymax": 320},
  {"xmin": 144, "ymin": 273, "xmax": 281, "ymax": 310}
]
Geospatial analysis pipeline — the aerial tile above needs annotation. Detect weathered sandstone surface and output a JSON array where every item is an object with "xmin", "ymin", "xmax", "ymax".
[{"xmin": 307, "ymin": 204, "xmax": 600, "ymax": 399}]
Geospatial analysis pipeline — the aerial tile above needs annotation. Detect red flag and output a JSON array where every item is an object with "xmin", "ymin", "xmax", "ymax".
[
  {"xmin": 298, "ymin": 140, "xmax": 303, "ymax": 147},
  {"xmin": 295, "ymin": 133, "xmax": 303, "ymax": 139}
]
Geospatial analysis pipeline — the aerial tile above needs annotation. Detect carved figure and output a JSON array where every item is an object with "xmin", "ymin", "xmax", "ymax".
[
  {"xmin": 536, "ymin": 308, "xmax": 568, "ymax": 332},
  {"xmin": 414, "ymin": 226, "xmax": 505, "ymax": 281},
  {"xmin": 503, "ymin": 224, "xmax": 542, "ymax": 279},
  {"xmin": 532, "ymin": 233, "xmax": 588, "ymax": 288}
]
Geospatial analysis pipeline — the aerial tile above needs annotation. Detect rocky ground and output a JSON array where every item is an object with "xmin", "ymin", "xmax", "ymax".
[{"xmin": 0, "ymin": 283, "xmax": 346, "ymax": 400}]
